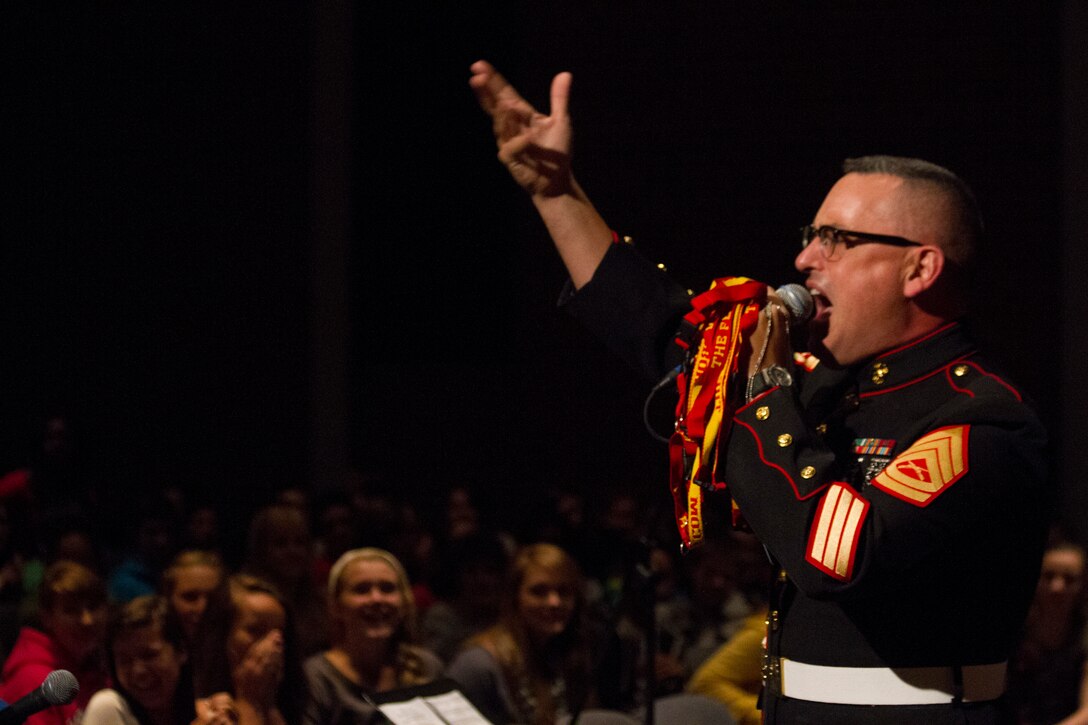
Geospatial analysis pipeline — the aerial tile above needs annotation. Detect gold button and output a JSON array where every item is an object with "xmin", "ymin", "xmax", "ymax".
[
  {"xmin": 777, "ymin": 569, "xmax": 788, "ymax": 582},
  {"xmin": 815, "ymin": 423, "xmax": 828, "ymax": 435},
  {"xmin": 777, "ymin": 433, "xmax": 793, "ymax": 448},
  {"xmin": 800, "ymin": 466, "xmax": 816, "ymax": 479},
  {"xmin": 756, "ymin": 406, "xmax": 770, "ymax": 420},
  {"xmin": 770, "ymin": 610, "xmax": 780, "ymax": 631},
  {"xmin": 953, "ymin": 364, "xmax": 969, "ymax": 377},
  {"xmin": 871, "ymin": 362, "xmax": 889, "ymax": 384},
  {"xmin": 623, "ymin": 235, "xmax": 634, "ymax": 245}
]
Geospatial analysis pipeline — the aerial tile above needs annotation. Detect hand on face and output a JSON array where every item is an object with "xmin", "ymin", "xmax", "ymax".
[{"xmin": 232, "ymin": 628, "xmax": 285, "ymax": 706}]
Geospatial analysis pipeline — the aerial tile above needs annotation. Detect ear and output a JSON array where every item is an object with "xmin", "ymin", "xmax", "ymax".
[{"xmin": 902, "ymin": 245, "xmax": 945, "ymax": 299}]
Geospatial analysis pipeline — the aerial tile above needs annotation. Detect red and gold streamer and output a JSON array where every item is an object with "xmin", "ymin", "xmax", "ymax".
[{"xmin": 669, "ymin": 277, "xmax": 766, "ymax": 549}]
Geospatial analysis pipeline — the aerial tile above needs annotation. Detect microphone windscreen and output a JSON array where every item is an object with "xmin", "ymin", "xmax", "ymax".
[
  {"xmin": 42, "ymin": 670, "xmax": 79, "ymax": 706},
  {"xmin": 776, "ymin": 283, "xmax": 813, "ymax": 325}
]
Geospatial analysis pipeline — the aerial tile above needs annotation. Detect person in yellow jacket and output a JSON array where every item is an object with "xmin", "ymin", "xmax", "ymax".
[{"xmin": 686, "ymin": 608, "xmax": 767, "ymax": 725}]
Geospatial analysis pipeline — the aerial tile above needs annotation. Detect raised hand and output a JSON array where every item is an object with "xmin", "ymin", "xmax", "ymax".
[{"xmin": 469, "ymin": 60, "xmax": 573, "ymax": 197}]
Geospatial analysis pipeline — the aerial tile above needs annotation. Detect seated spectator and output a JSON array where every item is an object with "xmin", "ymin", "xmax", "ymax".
[
  {"xmin": 304, "ymin": 548, "xmax": 443, "ymax": 724},
  {"xmin": 108, "ymin": 493, "xmax": 182, "ymax": 604},
  {"xmin": 160, "ymin": 550, "xmax": 226, "ymax": 645},
  {"xmin": 0, "ymin": 559, "xmax": 112, "ymax": 725},
  {"xmin": 242, "ymin": 503, "xmax": 329, "ymax": 658},
  {"xmin": 0, "ymin": 501, "xmax": 27, "ymax": 659},
  {"xmin": 192, "ymin": 573, "xmax": 307, "ymax": 725},
  {"xmin": 686, "ymin": 606, "xmax": 767, "ymax": 725},
  {"xmin": 310, "ymin": 492, "xmax": 359, "ymax": 584},
  {"xmin": 83, "ymin": 594, "xmax": 201, "ymax": 725},
  {"xmin": 1008, "ymin": 537, "xmax": 1088, "ymax": 725},
  {"xmin": 422, "ymin": 532, "xmax": 508, "ymax": 664},
  {"xmin": 445, "ymin": 542, "xmax": 597, "ymax": 725}
]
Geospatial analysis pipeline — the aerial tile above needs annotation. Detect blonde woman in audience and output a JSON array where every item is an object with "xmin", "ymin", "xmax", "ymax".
[
  {"xmin": 160, "ymin": 549, "xmax": 226, "ymax": 644},
  {"xmin": 303, "ymin": 547, "xmax": 443, "ymax": 725},
  {"xmin": 445, "ymin": 542, "xmax": 595, "ymax": 725}
]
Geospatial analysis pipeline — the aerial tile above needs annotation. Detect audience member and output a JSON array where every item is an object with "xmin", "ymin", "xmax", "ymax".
[
  {"xmin": 0, "ymin": 501, "xmax": 27, "ymax": 659},
  {"xmin": 182, "ymin": 499, "xmax": 225, "ymax": 556},
  {"xmin": 161, "ymin": 549, "xmax": 227, "ymax": 645},
  {"xmin": 686, "ymin": 606, "xmax": 768, "ymax": 725},
  {"xmin": 192, "ymin": 573, "xmax": 307, "ymax": 725},
  {"xmin": 0, "ymin": 559, "xmax": 112, "ymax": 725},
  {"xmin": 310, "ymin": 492, "xmax": 359, "ymax": 585},
  {"xmin": 445, "ymin": 542, "xmax": 597, "ymax": 725},
  {"xmin": 673, "ymin": 539, "xmax": 760, "ymax": 676},
  {"xmin": 422, "ymin": 532, "xmax": 509, "ymax": 664},
  {"xmin": 303, "ymin": 548, "xmax": 443, "ymax": 724},
  {"xmin": 83, "ymin": 594, "xmax": 201, "ymax": 725},
  {"xmin": 242, "ymin": 503, "xmax": 329, "ymax": 658},
  {"xmin": 109, "ymin": 493, "xmax": 181, "ymax": 604},
  {"xmin": 1008, "ymin": 537, "xmax": 1088, "ymax": 725}
]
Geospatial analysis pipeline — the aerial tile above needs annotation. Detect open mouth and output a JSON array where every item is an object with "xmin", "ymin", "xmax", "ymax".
[{"xmin": 809, "ymin": 288, "xmax": 831, "ymax": 323}]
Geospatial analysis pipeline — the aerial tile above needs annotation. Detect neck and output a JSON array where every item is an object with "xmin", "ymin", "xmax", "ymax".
[{"xmin": 332, "ymin": 636, "xmax": 398, "ymax": 686}]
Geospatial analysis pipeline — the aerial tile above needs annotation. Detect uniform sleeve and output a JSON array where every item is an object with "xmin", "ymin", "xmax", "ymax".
[
  {"xmin": 723, "ymin": 384, "xmax": 1048, "ymax": 599},
  {"xmin": 561, "ymin": 242, "xmax": 692, "ymax": 382}
]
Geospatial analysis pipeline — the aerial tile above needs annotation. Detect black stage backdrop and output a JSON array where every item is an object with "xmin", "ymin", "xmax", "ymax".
[{"xmin": 2, "ymin": 4, "xmax": 1066, "ymax": 553}]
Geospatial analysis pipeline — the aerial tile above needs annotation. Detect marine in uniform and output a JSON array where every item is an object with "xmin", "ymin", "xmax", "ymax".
[{"xmin": 469, "ymin": 60, "xmax": 1051, "ymax": 723}]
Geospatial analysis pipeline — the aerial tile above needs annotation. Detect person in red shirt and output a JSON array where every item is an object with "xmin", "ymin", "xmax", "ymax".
[{"xmin": 0, "ymin": 559, "xmax": 112, "ymax": 724}]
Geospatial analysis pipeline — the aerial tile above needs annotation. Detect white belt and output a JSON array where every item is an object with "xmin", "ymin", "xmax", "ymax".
[{"xmin": 779, "ymin": 658, "xmax": 1007, "ymax": 706}]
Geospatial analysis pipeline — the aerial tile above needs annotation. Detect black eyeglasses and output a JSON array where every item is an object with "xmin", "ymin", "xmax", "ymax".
[{"xmin": 800, "ymin": 224, "xmax": 922, "ymax": 261}]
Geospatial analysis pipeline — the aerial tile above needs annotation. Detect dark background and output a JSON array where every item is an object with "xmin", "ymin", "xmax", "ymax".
[{"xmin": 2, "ymin": 4, "xmax": 1075, "ymax": 550}]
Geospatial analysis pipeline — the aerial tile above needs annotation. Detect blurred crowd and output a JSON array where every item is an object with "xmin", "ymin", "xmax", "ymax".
[{"xmin": 0, "ymin": 412, "xmax": 1083, "ymax": 725}]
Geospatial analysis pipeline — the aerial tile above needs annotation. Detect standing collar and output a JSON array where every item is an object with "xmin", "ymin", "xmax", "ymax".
[{"xmin": 853, "ymin": 322, "xmax": 976, "ymax": 394}]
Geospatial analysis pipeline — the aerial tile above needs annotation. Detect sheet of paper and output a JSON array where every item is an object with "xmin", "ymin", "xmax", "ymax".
[
  {"xmin": 422, "ymin": 691, "xmax": 492, "ymax": 724},
  {"xmin": 378, "ymin": 698, "xmax": 449, "ymax": 725}
]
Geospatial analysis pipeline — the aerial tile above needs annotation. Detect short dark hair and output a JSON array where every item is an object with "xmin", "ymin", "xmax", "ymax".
[{"xmin": 842, "ymin": 155, "xmax": 982, "ymax": 271}]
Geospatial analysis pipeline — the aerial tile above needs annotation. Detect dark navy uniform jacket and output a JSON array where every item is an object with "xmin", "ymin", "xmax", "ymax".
[{"xmin": 563, "ymin": 243, "xmax": 1050, "ymax": 724}]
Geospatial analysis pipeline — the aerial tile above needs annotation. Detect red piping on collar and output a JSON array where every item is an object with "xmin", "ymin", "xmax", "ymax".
[
  {"xmin": 860, "ymin": 353, "xmax": 974, "ymax": 399},
  {"xmin": 874, "ymin": 321, "xmax": 958, "ymax": 360}
]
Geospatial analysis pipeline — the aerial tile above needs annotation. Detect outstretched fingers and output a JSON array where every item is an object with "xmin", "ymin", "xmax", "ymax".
[
  {"xmin": 549, "ymin": 71, "xmax": 572, "ymax": 120},
  {"xmin": 469, "ymin": 59, "xmax": 533, "ymax": 117}
]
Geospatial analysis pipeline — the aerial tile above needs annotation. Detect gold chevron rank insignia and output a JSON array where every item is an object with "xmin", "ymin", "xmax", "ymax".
[
  {"xmin": 806, "ymin": 483, "xmax": 869, "ymax": 581},
  {"xmin": 871, "ymin": 425, "xmax": 969, "ymax": 506}
]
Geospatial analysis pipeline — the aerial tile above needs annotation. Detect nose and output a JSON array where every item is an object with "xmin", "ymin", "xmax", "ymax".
[
  {"xmin": 80, "ymin": 608, "xmax": 96, "ymax": 627},
  {"xmin": 795, "ymin": 239, "xmax": 821, "ymax": 274}
]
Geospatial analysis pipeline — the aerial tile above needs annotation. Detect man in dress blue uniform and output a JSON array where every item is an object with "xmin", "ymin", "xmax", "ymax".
[{"xmin": 469, "ymin": 60, "xmax": 1049, "ymax": 723}]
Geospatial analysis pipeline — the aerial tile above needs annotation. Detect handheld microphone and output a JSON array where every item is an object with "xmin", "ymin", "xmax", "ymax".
[
  {"xmin": 656, "ymin": 283, "xmax": 813, "ymax": 388},
  {"xmin": 0, "ymin": 670, "xmax": 79, "ymax": 725},
  {"xmin": 775, "ymin": 283, "xmax": 814, "ymax": 326}
]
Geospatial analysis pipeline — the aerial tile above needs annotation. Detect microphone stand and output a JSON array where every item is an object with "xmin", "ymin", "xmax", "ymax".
[{"xmin": 632, "ymin": 542, "xmax": 658, "ymax": 725}]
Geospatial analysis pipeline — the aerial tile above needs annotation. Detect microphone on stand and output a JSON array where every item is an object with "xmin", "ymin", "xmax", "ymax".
[{"xmin": 0, "ymin": 670, "xmax": 79, "ymax": 725}]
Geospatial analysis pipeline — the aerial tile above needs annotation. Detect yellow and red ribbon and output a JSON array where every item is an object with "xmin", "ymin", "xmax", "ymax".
[{"xmin": 669, "ymin": 277, "xmax": 767, "ymax": 549}]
